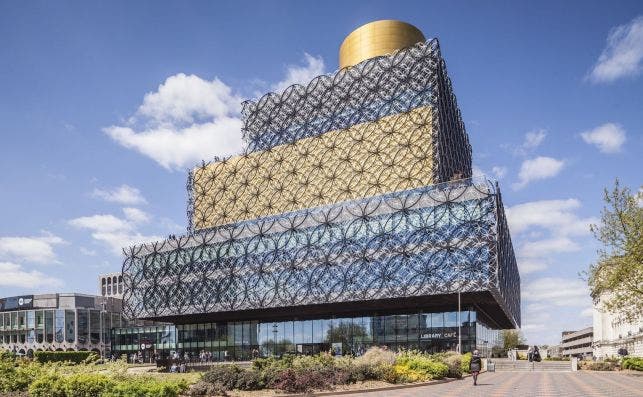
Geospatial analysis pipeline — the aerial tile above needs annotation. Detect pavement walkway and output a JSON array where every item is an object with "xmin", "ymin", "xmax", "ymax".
[{"xmin": 343, "ymin": 371, "xmax": 643, "ymax": 397}]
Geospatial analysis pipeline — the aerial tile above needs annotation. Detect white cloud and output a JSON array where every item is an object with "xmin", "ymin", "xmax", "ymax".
[
  {"xmin": 511, "ymin": 129, "xmax": 547, "ymax": 156},
  {"xmin": 69, "ymin": 214, "xmax": 132, "ymax": 233},
  {"xmin": 506, "ymin": 199, "xmax": 597, "ymax": 274},
  {"xmin": 517, "ymin": 259, "xmax": 549, "ymax": 274},
  {"xmin": 588, "ymin": 15, "xmax": 643, "ymax": 83},
  {"xmin": 0, "ymin": 262, "xmax": 63, "ymax": 289},
  {"xmin": 137, "ymin": 74, "xmax": 240, "ymax": 123},
  {"xmin": 105, "ymin": 56, "xmax": 325, "ymax": 170},
  {"xmin": 523, "ymin": 277, "xmax": 591, "ymax": 307},
  {"xmin": 90, "ymin": 231, "xmax": 162, "ymax": 255},
  {"xmin": 520, "ymin": 237, "xmax": 580, "ymax": 258},
  {"xmin": 513, "ymin": 156, "xmax": 565, "ymax": 189},
  {"xmin": 523, "ymin": 129, "xmax": 547, "ymax": 149},
  {"xmin": 472, "ymin": 165, "xmax": 485, "ymax": 178},
  {"xmin": 79, "ymin": 247, "xmax": 97, "ymax": 256},
  {"xmin": 92, "ymin": 184, "xmax": 147, "ymax": 205},
  {"xmin": 271, "ymin": 53, "xmax": 326, "ymax": 93},
  {"xmin": 491, "ymin": 166, "xmax": 507, "ymax": 179},
  {"xmin": 68, "ymin": 212, "xmax": 160, "ymax": 255},
  {"xmin": 123, "ymin": 207, "xmax": 150, "ymax": 224},
  {"xmin": 506, "ymin": 199, "xmax": 594, "ymax": 236},
  {"xmin": 0, "ymin": 232, "xmax": 66, "ymax": 264},
  {"xmin": 581, "ymin": 307, "xmax": 594, "ymax": 318},
  {"xmin": 104, "ymin": 73, "xmax": 244, "ymax": 171},
  {"xmin": 580, "ymin": 123, "xmax": 627, "ymax": 153}
]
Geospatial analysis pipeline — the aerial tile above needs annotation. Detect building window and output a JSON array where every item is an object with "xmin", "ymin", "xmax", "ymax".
[
  {"xmin": 65, "ymin": 310, "xmax": 76, "ymax": 343},
  {"xmin": 77, "ymin": 310, "xmax": 88, "ymax": 344},
  {"xmin": 55, "ymin": 310, "xmax": 65, "ymax": 343},
  {"xmin": 90, "ymin": 310, "xmax": 101, "ymax": 344},
  {"xmin": 45, "ymin": 311, "xmax": 54, "ymax": 343}
]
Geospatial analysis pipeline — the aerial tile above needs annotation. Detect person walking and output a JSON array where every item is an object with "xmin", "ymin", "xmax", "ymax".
[
  {"xmin": 469, "ymin": 350, "xmax": 482, "ymax": 386},
  {"xmin": 533, "ymin": 346, "xmax": 541, "ymax": 362},
  {"xmin": 527, "ymin": 345, "xmax": 534, "ymax": 362}
]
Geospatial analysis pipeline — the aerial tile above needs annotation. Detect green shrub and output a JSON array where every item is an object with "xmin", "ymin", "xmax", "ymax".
[
  {"xmin": 63, "ymin": 373, "xmax": 113, "ymax": 397},
  {"xmin": 460, "ymin": 352, "xmax": 472, "ymax": 374},
  {"xmin": 622, "ymin": 357, "xmax": 643, "ymax": 371},
  {"xmin": 581, "ymin": 361, "xmax": 616, "ymax": 371},
  {"xmin": 291, "ymin": 353, "xmax": 334, "ymax": 370},
  {"xmin": 395, "ymin": 351, "xmax": 449, "ymax": 382},
  {"xmin": 188, "ymin": 380, "xmax": 228, "ymax": 396},
  {"xmin": 0, "ymin": 353, "xmax": 44, "ymax": 393},
  {"xmin": 270, "ymin": 368, "xmax": 333, "ymax": 393},
  {"xmin": 233, "ymin": 370, "xmax": 264, "ymax": 391},
  {"xmin": 33, "ymin": 352, "xmax": 94, "ymax": 365},
  {"xmin": 443, "ymin": 354, "xmax": 463, "ymax": 378},
  {"xmin": 103, "ymin": 378, "xmax": 189, "ymax": 397},
  {"xmin": 202, "ymin": 365, "xmax": 243, "ymax": 390},
  {"xmin": 354, "ymin": 347, "xmax": 396, "ymax": 367},
  {"xmin": 28, "ymin": 374, "xmax": 66, "ymax": 397}
]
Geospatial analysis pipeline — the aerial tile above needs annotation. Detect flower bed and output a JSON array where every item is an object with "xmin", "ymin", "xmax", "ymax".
[{"xmin": 192, "ymin": 347, "xmax": 471, "ymax": 395}]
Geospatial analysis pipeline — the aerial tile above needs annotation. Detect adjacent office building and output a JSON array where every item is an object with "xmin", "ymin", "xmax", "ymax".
[
  {"xmin": 0, "ymin": 293, "xmax": 123, "ymax": 357},
  {"xmin": 114, "ymin": 20, "xmax": 520, "ymax": 360},
  {"xmin": 560, "ymin": 327, "xmax": 594, "ymax": 358},
  {"xmin": 99, "ymin": 272, "xmax": 125, "ymax": 299}
]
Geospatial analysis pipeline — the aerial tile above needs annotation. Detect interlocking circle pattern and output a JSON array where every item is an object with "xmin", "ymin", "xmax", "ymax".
[{"xmin": 123, "ymin": 179, "xmax": 520, "ymax": 327}]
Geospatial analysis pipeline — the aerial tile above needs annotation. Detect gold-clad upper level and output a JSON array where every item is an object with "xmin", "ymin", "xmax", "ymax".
[
  {"xmin": 339, "ymin": 20, "xmax": 425, "ymax": 69},
  {"xmin": 192, "ymin": 106, "xmax": 434, "ymax": 230}
]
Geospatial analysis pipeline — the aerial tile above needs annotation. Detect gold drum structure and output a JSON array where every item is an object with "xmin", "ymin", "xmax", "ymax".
[{"xmin": 339, "ymin": 20, "xmax": 425, "ymax": 68}]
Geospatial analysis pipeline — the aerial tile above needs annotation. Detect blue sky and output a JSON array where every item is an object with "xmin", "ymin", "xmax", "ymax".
[{"xmin": 0, "ymin": 0, "xmax": 641, "ymax": 345}]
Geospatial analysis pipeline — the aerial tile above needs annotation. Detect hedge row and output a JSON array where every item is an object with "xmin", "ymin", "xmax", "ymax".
[
  {"xmin": 29, "ymin": 373, "xmax": 189, "ymax": 397},
  {"xmin": 33, "ymin": 351, "xmax": 95, "ymax": 364}
]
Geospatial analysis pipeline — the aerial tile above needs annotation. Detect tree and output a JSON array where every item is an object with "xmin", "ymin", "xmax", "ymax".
[
  {"xmin": 501, "ymin": 329, "xmax": 525, "ymax": 351},
  {"xmin": 588, "ymin": 179, "xmax": 643, "ymax": 322}
]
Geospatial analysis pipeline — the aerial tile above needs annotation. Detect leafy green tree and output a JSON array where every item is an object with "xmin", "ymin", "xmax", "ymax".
[
  {"xmin": 501, "ymin": 329, "xmax": 525, "ymax": 351},
  {"xmin": 588, "ymin": 179, "xmax": 643, "ymax": 322}
]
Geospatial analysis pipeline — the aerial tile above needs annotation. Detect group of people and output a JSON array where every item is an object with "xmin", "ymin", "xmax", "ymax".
[
  {"xmin": 169, "ymin": 361, "xmax": 187, "ymax": 373},
  {"xmin": 527, "ymin": 345, "xmax": 542, "ymax": 362}
]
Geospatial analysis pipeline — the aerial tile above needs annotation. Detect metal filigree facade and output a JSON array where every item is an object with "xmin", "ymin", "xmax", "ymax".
[
  {"xmin": 122, "ymin": 37, "xmax": 520, "ymax": 330},
  {"xmin": 124, "ymin": 179, "xmax": 520, "ymax": 327},
  {"xmin": 192, "ymin": 106, "xmax": 434, "ymax": 229},
  {"xmin": 189, "ymin": 39, "xmax": 471, "ymax": 232}
]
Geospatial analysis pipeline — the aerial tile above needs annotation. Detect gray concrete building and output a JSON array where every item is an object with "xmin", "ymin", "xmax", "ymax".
[{"xmin": 0, "ymin": 293, "xmax": 123, "ymax": 357}]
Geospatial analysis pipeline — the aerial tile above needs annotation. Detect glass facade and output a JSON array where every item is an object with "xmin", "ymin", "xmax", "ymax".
[
  {"xmin": 112, "ymin": 310, "xmax": 500, "ymax": 361},
  {"xmin": 0, "ymin": 307, "xmax": 121, "ymax": 354}
]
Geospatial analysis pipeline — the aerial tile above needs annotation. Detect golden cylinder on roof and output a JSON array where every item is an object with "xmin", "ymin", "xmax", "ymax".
[{"xmin": 339, "ymin": 20, "xmax": 425, "ymax": 69}]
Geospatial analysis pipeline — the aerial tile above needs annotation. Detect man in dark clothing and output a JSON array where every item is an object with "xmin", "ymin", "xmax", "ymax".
[{"xmin": 469, "ymin": 350, "xmax": 482, "ymax": 386}]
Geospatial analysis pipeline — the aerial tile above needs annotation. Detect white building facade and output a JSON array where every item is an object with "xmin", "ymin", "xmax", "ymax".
[{"xmin": 593, "ymin": 295, "xmax": 643, "ymax": 359}]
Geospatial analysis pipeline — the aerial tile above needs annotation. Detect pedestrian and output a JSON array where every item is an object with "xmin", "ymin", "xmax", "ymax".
[
  {"xmin": 527, "ymin": 345, "xmax": 534, "ymax": 362},
  {"xmin": 470, "ymin": 350, "xmax": 482, "ymax": 386}
]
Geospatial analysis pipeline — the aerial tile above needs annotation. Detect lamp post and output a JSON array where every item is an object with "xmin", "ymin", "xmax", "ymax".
[
  {"xmin": 457, "ymin": 292, "xmax": 461, "ymax": 354},
  {"xmin": 272, "ymin": 323, "xmax": 278, "ymax": 356}
]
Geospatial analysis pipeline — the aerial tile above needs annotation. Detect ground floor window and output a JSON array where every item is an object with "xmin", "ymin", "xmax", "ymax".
[{"xmin": 111, "ymin": 309, "xmax": 501, "ymax": 361}]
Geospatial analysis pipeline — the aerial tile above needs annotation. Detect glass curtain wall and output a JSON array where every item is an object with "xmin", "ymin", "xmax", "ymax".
[{"xmin": 110, "ymin": 310, "xmax": 484, "ymax": 360}]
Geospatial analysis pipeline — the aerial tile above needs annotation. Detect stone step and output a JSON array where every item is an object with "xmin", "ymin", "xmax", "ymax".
[{"xmin": 491, "ymin": 360, "xmax": 572, "ymax": 372}]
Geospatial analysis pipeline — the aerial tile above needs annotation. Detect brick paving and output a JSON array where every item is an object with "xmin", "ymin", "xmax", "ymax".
[{"xmin": 341, "ymin": 372, "xmax": 643, "ymax": 397}]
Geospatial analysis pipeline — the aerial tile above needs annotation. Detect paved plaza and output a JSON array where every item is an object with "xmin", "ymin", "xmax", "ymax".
[{"xmin": 347, "ymin": 371, "xmax": 643, "ymax": 397}]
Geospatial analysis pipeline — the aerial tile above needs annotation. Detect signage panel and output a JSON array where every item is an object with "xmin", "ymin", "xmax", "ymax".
[{"xmin": 0, "ymin": 295, "xmax": 34, "ymax": 311}]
